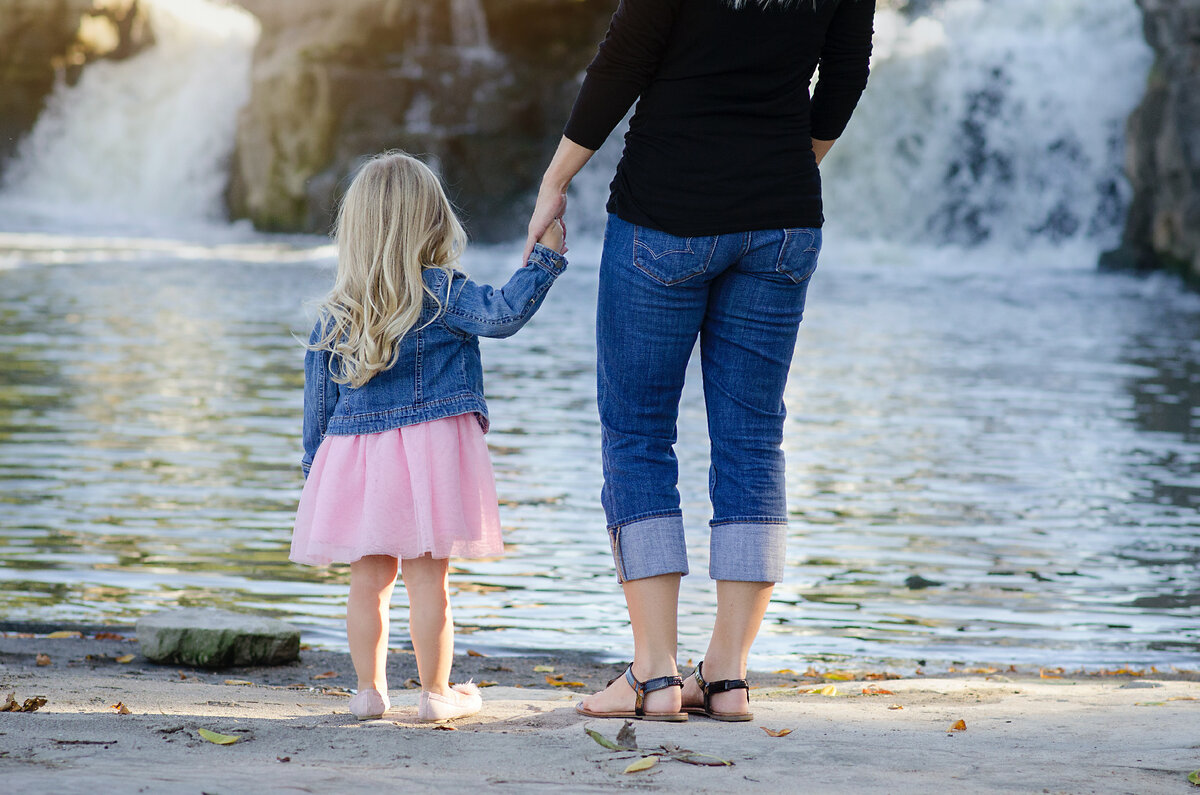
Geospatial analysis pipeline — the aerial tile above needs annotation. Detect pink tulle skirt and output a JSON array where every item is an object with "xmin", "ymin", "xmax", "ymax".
[{"xmin": 290, "ymin": 413, "xmax": 503, "ymax": 565}]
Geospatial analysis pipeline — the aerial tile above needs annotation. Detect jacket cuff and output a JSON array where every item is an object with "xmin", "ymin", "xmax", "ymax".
[{"xmin": 529, "ymin": 243, "xmax": 567, "ymax": 276}]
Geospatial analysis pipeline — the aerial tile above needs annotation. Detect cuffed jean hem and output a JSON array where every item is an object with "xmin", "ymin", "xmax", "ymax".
[
  {"xmin": 709, "ymin": 521, "xmax": 787, "ymax": 582},
  {"xmin": 608, "ymin": 514, "xmax": 689, "ymax": 583}
]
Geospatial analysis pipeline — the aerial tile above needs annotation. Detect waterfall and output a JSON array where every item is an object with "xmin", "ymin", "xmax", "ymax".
[
  {"xmin": 573, "ymin": 0, "xmax": 1152, "ymax": 250},
  {"xmin": 449, "ymin": 0, "xmax": 491, "ymax": 52},
  {"xmin": 0, "ymin": 0, "xmax": 260, "ymax": 233},
  {"xmin": 821, "ymin": 0, "xmax": 1152, "ymax": 248}
]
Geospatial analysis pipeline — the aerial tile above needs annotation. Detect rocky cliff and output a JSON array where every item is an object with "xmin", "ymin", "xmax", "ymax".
[
  {"xmin": 227, "ymin": 0, "xmax": 614, "ymax": 240},
  {"xmin": 0, "ymin": 0, "xmax": 151, "ymax": 168},
  {"xmin": 1105, "ymin": 0, "xmax": 1200, "ymax": 280}
]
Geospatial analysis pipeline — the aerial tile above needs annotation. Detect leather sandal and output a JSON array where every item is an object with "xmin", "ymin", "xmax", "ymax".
[
  {"xmin": 683, "ymin": 661, "xmax": 753, "ymax": 721},
  {"xmin": 575, "ymin": 663, "xmax": 688, "ymax": 722}
]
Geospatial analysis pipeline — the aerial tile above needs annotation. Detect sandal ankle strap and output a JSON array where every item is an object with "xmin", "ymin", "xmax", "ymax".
[
  {"xmin": 694, "ymin": 661, "xmax": 750, "ymax": 713},
  {"xmin": 623, "ymin": 664, "xmax": 684, "ymax": 717}
]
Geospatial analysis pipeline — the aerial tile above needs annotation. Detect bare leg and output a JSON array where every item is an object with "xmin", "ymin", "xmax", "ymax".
[
  {"xmin": 579, "ymin": 573, "xmax": 682, "ymax": 715},
  {"xmin": 682, "ymin": 580, "xmax": 773, "ymax": 714},
  {"xmin": 347, "ymin": 555, "xmax": 398, "ymax": 692},
  {"xmin": 401, "ymin": 554, "xmax": 454, "ymax": 696}
]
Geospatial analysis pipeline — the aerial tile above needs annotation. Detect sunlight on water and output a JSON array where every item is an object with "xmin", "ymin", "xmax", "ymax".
[{"xmin": 0, "ymin": 235, "xmax": 1196, "ymax": 668}]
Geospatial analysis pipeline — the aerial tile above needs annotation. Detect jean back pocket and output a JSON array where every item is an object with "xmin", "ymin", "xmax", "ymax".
[
  {"xmin": 633, "ymin": 225, "xmax": 718, "ymax": 286},
  {"xmin": 775, "ymin": 228, "xmax": 822, "ymax": 285}
]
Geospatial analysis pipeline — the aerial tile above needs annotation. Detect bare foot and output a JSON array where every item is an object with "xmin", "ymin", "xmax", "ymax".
[{"xmin": 579, "ymin": 666, "xmax": 681, "ymax": 716}]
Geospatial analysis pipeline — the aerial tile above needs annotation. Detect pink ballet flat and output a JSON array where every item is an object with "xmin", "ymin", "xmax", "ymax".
[
  {"xmin": 418, "ymin": 682, "xmax": 482, "ymax": 723},
  {"xmin": 348, "ymin": 687, "xmax": 390, "ymax": 720}
]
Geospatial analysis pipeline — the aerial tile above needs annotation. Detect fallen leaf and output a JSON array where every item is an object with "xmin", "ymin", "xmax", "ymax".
[
  {"xmin": 888, "ymin": 704, "xmax": 904, "ymax": 710},
  {"xmin": 545, "ymin": 675, "xmax": 585, "ymax": 688},
  {"xmin": 819, "ymin": 684, "xmax": 838, "ymax": 697},
  {"xmin": 197, "ymin": 728, "xmax": 239, "ymax": 745},
  {"xmin": 312, "ymin": 671, "xmax": 337, "ymax": 680},
  {"xmin": 615, "ymin": 720, "xmax": 638, "ymax": 750},
  {"xmin": 111, "ymin": 702, "xmax": 132, "ymax": 715},
  {"xmin": 178, "ymin": 671, "xmax": 188, "ymax": 680},
  {"xmin": 466, "ymin": 649, "xmax": 485, "ymax": 657},
  {"xmin": 1, "ymin": 692, "xmax": 47, "ymax": 713},
  {"xmin": 864, "ymin": 672, "xmax": 901, "ymax": 681},
  {"xmin": 1135, "ymin": 701, "xmax": 1166, "ymax": 707},
  {"xmin": 45, "ymin": 630, "xmax": 82, "ymax": 639},
  {"xmin": 432, "ymin": 725, "xmax": 457, "ymax": 731},
  {"xmin": 477, "ymin": 681, "xmax": 498, "ymax": 688},
  {"xmin": 585, "ymin": 728, "xmax": 623, "ymax": 751},
  {"xmin": 1188, "ymin": 770, "xmax": 1200, "ymax": 786},
  {"xmin": 277, "ymin": 756, "xmax": 290, "ymax": 763},
  {"xmin": 760, "ymin": 727, "xmax": 793, "ymax": 737},
  {"xmin": 533, "ymin": 665, "xmax": 555, "ymax": 673},
  {"xmin": 115, "ymin": 654, "xmax": 135, "ymax": 664},
  {"xmin": 93, "ymin": 632, "xmax": 126, "ymax": 640},
  {"xmin": 670, "ymin": 751, "xmax": 734, "ymax": 767},
  {"xmin": 1039, "ymin": 667, "xmax": 1064, "ymax": 679},
  {"xmin": 1168, "ymin": 697, "xmax": 1198, "ymax": 702},
  {"xmin": 224, "ymin": 679, "xmax": 253, "ymax": 686},
  {"xmin": 824, "ymin": 671, "xmax": 855, "ymax": 681},
  {"xmin": 775, "ymin": 668, "xmax": 797, "ymax": 675},
  {"xmin": 36, "ymin": 653, "xmax": 51, "ymax": 667},
  {"xmin": 404, "ymin": 678, "xmax": 421, "ymax": 689},
  {"xmin": 949, "ymin": 719, "xmax": 966, "ymax": 732},
  {"xmin": 861, "ymin": 686, "xmax": 894, "ymax": 696},
  {"xmin": 623, "ymin": 756, "xmax": 658, "ymax": 774}
]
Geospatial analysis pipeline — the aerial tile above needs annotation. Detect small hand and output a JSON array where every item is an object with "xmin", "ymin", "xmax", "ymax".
[
  {"xmin": 538, "ymin": 216, "xmax": 566, "ymax": 254},
  {"xmin": 523, "ymin": 184, "xmax": 567, "ymax": 262}
]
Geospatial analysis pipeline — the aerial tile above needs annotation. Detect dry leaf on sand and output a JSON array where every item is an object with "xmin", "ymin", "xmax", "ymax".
[
  {"xmin": 115, "ymin": 654, "xmax": 135, "ymax": 664},
  {"xmin": 197, "ymin": 728, "xmax": 239, "ymax": 745},
  {"xmin": 1, "ymin": 692, "xmax": 47, "ymax": 713},
  {"xmin": 949, "ymin": 719, "xmax": 967, "ymax": 732},
  {"xmin": 623, "ymin": 757, "xmax": 658, "ymax": 774},
  {"xmin": 36, "ymin": 654, "xmax": 51, "ymax": 667},
  {"xmin": 111, "ymin": 702, "xmax": 132, "ymax": 715},
  {"xmin": 761, "ymin": 727, "xmax": 793, "ymax": 737},
  {"xmin": 311, "ymin": 671, "xmax": 337, "ymax": 680}
]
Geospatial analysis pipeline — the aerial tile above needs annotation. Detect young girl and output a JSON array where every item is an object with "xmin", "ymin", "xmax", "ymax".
[{"xmin": 290, "ymin": 151, "xmax": 567, "ymax": 722}]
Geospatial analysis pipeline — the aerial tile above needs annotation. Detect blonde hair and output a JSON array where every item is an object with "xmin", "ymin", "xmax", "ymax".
[{"xmin": 310, "ymin": 151, "xmax": 467, "ymax": 388}]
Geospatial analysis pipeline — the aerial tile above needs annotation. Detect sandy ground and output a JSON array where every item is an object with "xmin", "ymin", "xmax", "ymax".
[{"xmin": 1, "ymin": 631, "xmax": 1198, "ymax": 794}]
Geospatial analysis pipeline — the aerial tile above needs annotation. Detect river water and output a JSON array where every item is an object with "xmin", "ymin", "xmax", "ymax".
[{"xmin": 0, "ymin": 0, "xmax": 1197, "ymax": 670}]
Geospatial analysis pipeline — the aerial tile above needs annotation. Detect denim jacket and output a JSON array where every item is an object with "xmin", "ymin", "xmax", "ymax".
[{"xmin": 302, "ymin": 243, "xmax": 566, "ymax": 476}]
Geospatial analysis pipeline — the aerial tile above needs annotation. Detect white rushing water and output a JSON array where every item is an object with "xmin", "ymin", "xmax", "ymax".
[
  {"xmin": 0, "ymin": 0, "xmax": 259, "ymax": 234},
  {"xmin": 823, "ymin": 0, "xmax": 1152, "ymax": 248},
  {"xmin": 574, "ymin": 0, "xmax": 1153, "ymax": 253}
]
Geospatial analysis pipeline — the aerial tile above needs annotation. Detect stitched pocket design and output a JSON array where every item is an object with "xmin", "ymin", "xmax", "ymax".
[
  {"xmin": 633, "ymin": 225, "xmax": 718, "ymax": 286},
  {"xmin": 775, "ymin": 228, "xmax": 822, "ymax": 285}
]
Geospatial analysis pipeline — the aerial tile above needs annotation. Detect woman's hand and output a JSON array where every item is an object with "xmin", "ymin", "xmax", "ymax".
[
  {"xmin": 524, "ymin": 183, "xmax": 567, "ymax": 261},
  {"xmin": 538, "ymin": 217, "xmax": 566, "ymax": 254},
  {"xmin": 522, "ymin": 137, "xmax": 597, "ymax": 263}
]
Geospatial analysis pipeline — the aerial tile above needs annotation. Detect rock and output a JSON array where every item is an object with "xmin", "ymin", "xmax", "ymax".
[
  {"xmin": 136, "ymin": 608, "xmax": 300, "ymax": 668},
  {"xmin": 1106, "ymin": 0, "xmax": 1200, "ymax": 281},
  {"xmin": 0, "ymin": 0, "xmax": 151, "ymax": 170},
  {"xmin": 227, "ymin": 0, "xmax": 613, "ymax": 239}
]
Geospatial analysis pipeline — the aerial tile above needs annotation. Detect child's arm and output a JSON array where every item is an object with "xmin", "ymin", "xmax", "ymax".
[
  {"xmin": 301, "ymin": 321, "xmax": 339, "ymax": 477},
  {"xmin": 442, "ymin": 241, "xmax": 567, "ymax": 339}
]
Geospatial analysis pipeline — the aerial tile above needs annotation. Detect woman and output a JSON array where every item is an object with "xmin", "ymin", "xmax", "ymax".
[{"xmin": 525, "ymin": 0, "xmax": 874, "ymax": 721}]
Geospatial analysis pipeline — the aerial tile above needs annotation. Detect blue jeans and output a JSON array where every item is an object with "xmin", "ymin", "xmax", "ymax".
[{"xmin": 597, "ymin": 214, "xmax": 821, "ymax": 583}]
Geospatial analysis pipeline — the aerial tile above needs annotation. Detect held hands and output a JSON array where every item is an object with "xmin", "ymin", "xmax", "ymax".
[
  {"xmin": 538, "ymin": 217, "xmax": 566, "ymax": 255},
  {"xmin": 523, "ymin": 182, "xmax": 568, "ymax": 262}
]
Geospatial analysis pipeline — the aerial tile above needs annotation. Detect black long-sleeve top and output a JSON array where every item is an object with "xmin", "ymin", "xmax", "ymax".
[{"xmin": 564, "ymin": 0, "xmax": 875, "ymax": 236}]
